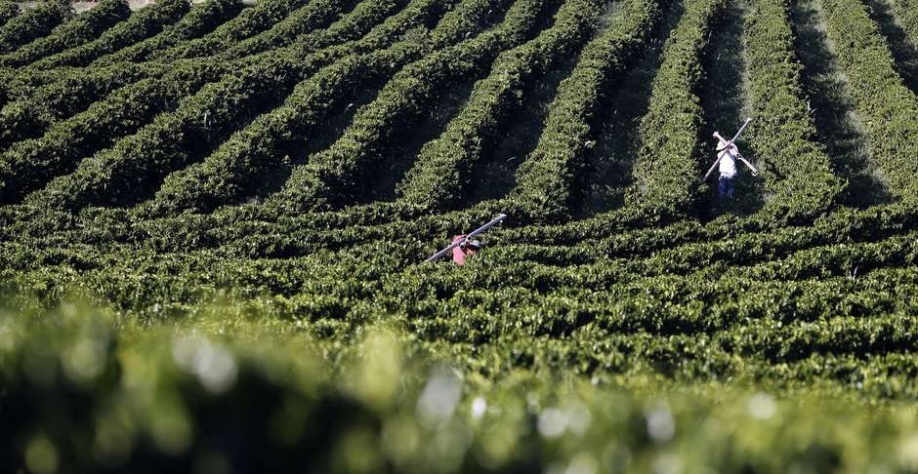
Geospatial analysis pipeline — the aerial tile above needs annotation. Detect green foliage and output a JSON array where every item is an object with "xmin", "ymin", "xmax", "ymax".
[
  {"xmin": 398, "ymin": 0, "xmax": 608, "ymax": 211},
  {"xmin": 267, "ymin": 0, "xmax": 562, "ymax": 213},
  {"xmin": 218, "ymin": 0, "xmax": 360, "ymax": 59},
  {"xmin": 0, "ymin": 0, "xmax": 71, "ymax": 55},
  {"xmin": 30, "ymin": 0, "xmax": 190, "ymax": 69},
  {"xmin": 148, "ymin": 0, "xmax": 305, "ymax": 61},
  {"xmin": 822, "ymin": 0, "xmax": 918, "ymax": 199},
  {"xmin": 2, "ymin": 302, "xmax": 918, "ymax": 473},
  {"xmin": 511, "ymin": 0, "xmax": 665, "ymax": 222},
  {"xmin": 23, "ymin": 0, "xmax": 426, "ymax": 212},
  {"xmin": 145, "ymin": 0, "xmax": 471, "ymax": 216},
  {"xmin": 890, "ymin": 0, "xmax": 918, "ymax": 48},
  {"xmin": 0, "ymin": 0, "xmax": 131, "ymax": 68},
  {"xmin": 95, "ymin": 0, "xmax": 244, "ymax": 64},
  {"xmin": 0, "ymin": 1, "xmax": 19, "ymax": 29},
  {"xmin": 0, "ymin": 61, "xmax": 171, "ymax": 151},
  {"xmin": 627, "ymin": 0, "xmax": 725, "ymax": 218},
  {"xmin": 2, "ymin": 0, "xmax": 918, "ymax": 468},
  {"xmin": 0, "ymin": 61, "xmax": 230, "ymax": 204},
  {"xmin": 743, "ymin": 0, "xmax": 843, "ymax": 222}
]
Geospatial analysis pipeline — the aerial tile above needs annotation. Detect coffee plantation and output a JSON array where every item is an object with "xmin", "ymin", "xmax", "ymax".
[{"xmin": 3, "ymin": 0, "xmax": 918, "ymax": 471}]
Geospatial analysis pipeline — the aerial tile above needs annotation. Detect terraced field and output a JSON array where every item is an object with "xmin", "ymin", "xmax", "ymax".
[{"xmin": 3, "ymin": 0, "xmax": 918, "ymax": 471}]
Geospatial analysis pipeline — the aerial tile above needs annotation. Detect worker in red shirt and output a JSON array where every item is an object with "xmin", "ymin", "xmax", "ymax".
[
  {"xmin": 451, "ymin": 235, "xmax": 481, "ymax": 266},
  {"xmin": 424, "ymin": 214, "xmax": 505, "ymax": 264}
]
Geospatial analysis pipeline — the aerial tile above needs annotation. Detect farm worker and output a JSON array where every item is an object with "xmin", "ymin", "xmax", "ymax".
[
  {"xmin": 451, "ymin": 234, "xmax": 481, "ymax": 266},
  {"xmin": 714, "ymin": 132, "xmax": 756, "ymax": 199}
]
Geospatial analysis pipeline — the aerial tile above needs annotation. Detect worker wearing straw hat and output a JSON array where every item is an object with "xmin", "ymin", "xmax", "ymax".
[{"xmin": 713, "ymin": 132, "xmax": 757, "ymax": 199}]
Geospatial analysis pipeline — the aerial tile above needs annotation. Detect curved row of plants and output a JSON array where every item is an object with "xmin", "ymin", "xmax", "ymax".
[
  {"xmin": 624, "ymin": 0, "xmax": 726, "ymax": 220},
  {"xmin": 94, "ymin": 0, "xmax": 244, "ymax": 64},
  {"xmin": 0, "ymin": 0, "xmax": 242, "ymax": 111},
  {"xmin": 5, "ymin": 198, "xmax": 918, "ymax": 305},
  {"xmin": 0, "ymin": 1, "xmax": 19, "ymax": 29},
  {"xmin": 144, "ymin": 199, "xmax": 918, "ymax": 265},
  {"xmin": 12, "ymin": 0, "xmax": 342, "ymax": 90},
  {"xmin": 202, "ymin": 213, "xmax": 918, "ymax": 279},
  {"xmin": 146, "ymin": 0, "xmax": 304, "ymax": 62},
  {"xmin": 0, "ymin": 60, "xmax": 237, "ymax": 204},
  {"xmin": 397, "ymin": 0, "xmax": 630, "ymax": 212},
  {"xmin": 3, "ymin": 235, "xmax": 918, "ymax": 371},
  {"xmin": 741, "ymin": 0, "xmax": 842, "ymax": 222},
  {"xmin": 22, "ymin": 0, "xmax": 415, "ymax": 212},
  {"xmin": 0, "ymin": 215, "xmax": 910, "ymax": 279},
  {"xmin": 820, "ymin": 0, "xmax": 918, "ymax": 198},
  {"xmin": 1, "ymin": 223, "xmax": 915, "ymax": 321},
  {"xmin": 1, "ymin": 264, "xmax": 915, "ymax": 379},
  {"xmin": 508, "ymin": 0, "xmax": 666, "ymax": 222},
  {"xmin": 391, "ymin": 273, "xmax": 918, "ymax": 355},
  {"xmin": 7, "ymin": 168, "xmax": 918, "ymax": 287},
  {"xmin": 470, "ymin": 215, "xmax": 916, "ymax": 276},
  {"xmin": 3, "ymin": 217, "xmax": 918, "ymax": 400},
  {"xmin": 28, "ymin": 0, "xmax": 190, "ymax": 69},
  {"xmin": 144, "ymin": 0, "xmax": 494, "ymax": 217},
  {"xmin": 0, "ymin": 1, "xmax": 219, "ymax": 150},
  {"xmin": 0, "ymin": 0, "xmax": 70, "ymax": 55},
  {"xmin": 2, "ymin": 270, "xmax": 917, "ymax": 403},
  {"xmin": 480, "ymin": 229, "xmax": 918, "ymax": 290},
  {"xmin": 218, "ymin": 0, "xmax": 360, "ymax": 59},
  {"xmin": 0, "ymin": 0, "xmax": 131, "ymax": 68},
  {"xmin": 0, "ymin": 0, "xmax": 496, "ymax": 208},
  {"xmin": 0, "ymin": 0, "xmax": 381, "ymax": 154},
  {"xmin": 0, "ymin": 181, "xmax": 908, "ymax": 264},
  {"xmin": 265, "ymin": 0, "xmax": 567, "ymax": 214},
  {"xmin": 0, "ymin": 61, "xmax": 176, "ymax": 152}
]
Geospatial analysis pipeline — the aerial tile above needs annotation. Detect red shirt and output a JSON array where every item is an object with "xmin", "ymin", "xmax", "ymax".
[{"xmin": 451, "ymin": 235, "xmax": 476, "ymax": 266}]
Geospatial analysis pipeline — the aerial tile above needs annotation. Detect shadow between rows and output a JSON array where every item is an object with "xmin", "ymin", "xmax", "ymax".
[
  {"xmin": 862, "ymin": 0, "xmax": 918, "ymax": 94},
  {"xmin": 464, "ymin": 54, "xmax": 583, "ymax": 206},
  {"xmin": 790, "ymin": 0, "xmax": 893, "ymax": 208},
  {"xmin": 576, "ymin": 0, "xmax": 685, "ymax": 219},
  {"xmin": 697, "ymin": 0, "xmax": 765, "ymax": 220}
]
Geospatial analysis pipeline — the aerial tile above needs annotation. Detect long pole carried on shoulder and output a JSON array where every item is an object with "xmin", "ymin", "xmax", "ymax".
[
  {"xmin": 425, "ymin": 213, "xmax": 507, "ymax": 262},
  {"xmin": 702, "ymin": 117, "xmax": 753, "ymax": 182}
]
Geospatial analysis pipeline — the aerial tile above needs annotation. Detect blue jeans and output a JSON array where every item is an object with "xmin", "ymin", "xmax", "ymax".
[{"xmin": 718, "ymin": 176, "xmax": 734, "ymax": 199}]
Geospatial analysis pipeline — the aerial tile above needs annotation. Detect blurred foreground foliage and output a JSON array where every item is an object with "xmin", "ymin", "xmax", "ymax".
[{"xmin": 2, "ymin": 296, "xmax": 918, "ymax": 473}]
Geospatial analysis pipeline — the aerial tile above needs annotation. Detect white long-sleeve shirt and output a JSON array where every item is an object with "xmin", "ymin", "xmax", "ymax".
[{"xmin": 718, "ymin": 144, "xmax": 739, "ymax": 179}]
